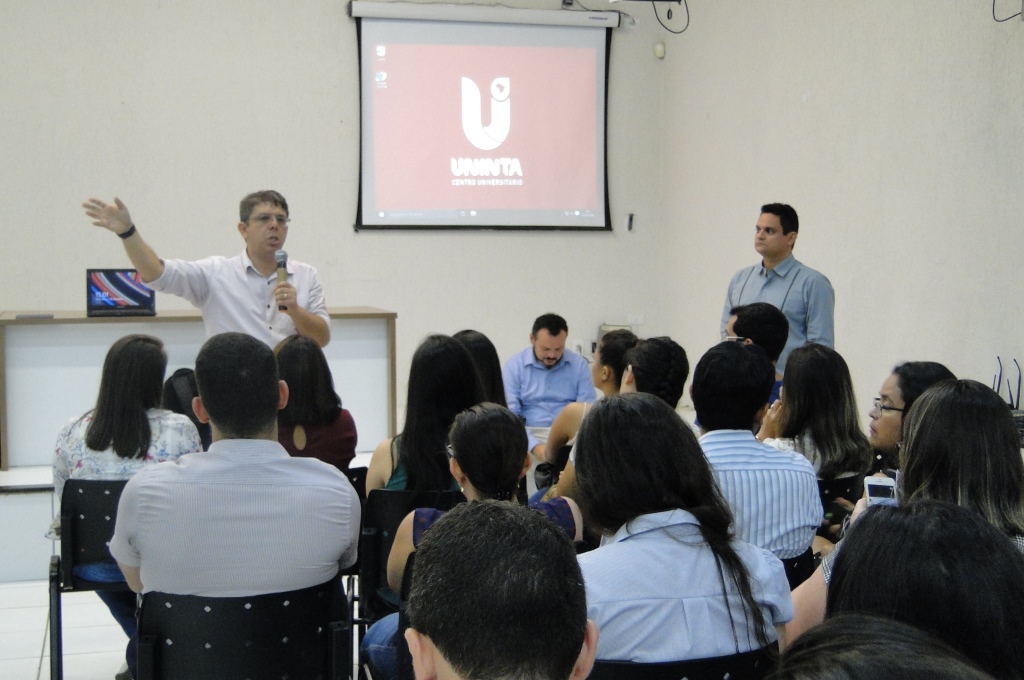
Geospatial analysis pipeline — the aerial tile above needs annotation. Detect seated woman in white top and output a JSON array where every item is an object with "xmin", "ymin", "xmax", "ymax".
[
  {"xmin": 575, "ymin": 393, "xmax": 791, "ymax": 662},
  {"xmin": 51, "ymin": 335, "xmax": 201, "ymax": 659},
  {"xmin": 757, "ymin": 343, "xmax": 871, "ymax": 480}
]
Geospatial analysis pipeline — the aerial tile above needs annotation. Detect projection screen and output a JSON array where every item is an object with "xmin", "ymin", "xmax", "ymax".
[{"xmin": 353, "ymin": 3, "xmax": 616, "ymax": 230}]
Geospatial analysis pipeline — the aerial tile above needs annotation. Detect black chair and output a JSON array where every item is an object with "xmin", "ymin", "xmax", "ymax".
[
  {"xmin": 345, "ymin": 466, "xmax": 368, "ymax": 508},
  {"xmin": 356, "ymin": 489, "xmax": 465, "ymax": 626},
  {"xmin": 136, "ymin": 574, "xmax": 349, "ymax": 680},
  {"xmin": 587, "ymin": 643, "xmax": 778, "ymax": 680},
  {"xmin": 782, "ymin": 547, "xmax": 817, "ymax": 589},
  {"xmin": 818, "ymin": 475, "xmax": 864, "ymax": 538},
  {"xmin": 49, "ymin": 479, "xmax": 132, "ymax": 680},
  {"xmin": 395, "ymin": 553, "xmax": 417, "ymax": 680}
]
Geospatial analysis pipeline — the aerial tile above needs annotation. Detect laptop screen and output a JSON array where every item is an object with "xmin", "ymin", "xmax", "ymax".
[{"xmin": 86, "ymin": 269, "xmax": 156, "ymax": 317}]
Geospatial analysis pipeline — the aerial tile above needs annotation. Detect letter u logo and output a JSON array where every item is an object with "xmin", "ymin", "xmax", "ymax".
[{"xmin": 461, "ymin": 77, "xmax": 511, "ymax": 151}]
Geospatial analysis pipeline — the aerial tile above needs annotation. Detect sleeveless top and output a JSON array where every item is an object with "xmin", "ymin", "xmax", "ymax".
[{"xmin": 413, "ymin": 498, "xmax": 577, "ymax": 546}]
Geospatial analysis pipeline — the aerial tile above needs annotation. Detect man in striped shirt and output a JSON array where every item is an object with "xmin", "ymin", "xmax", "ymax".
[{"xmin": 691, "ymin": 341, "xmax": 820, "ymax": 560}]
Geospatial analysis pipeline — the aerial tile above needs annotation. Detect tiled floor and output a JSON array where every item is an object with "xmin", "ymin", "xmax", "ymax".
[{"xmin": 0, "ymin": 580, "xmax": 127, "ymax": 680}]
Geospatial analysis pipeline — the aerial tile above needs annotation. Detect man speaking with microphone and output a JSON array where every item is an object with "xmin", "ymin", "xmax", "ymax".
[{"xmin": 83, "ymin": 190, "xmax": 330, "ymax": 348}]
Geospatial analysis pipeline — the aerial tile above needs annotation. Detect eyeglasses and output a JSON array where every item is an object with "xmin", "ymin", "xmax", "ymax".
[
  {"xmin": 250, "ymin": 214, "xmax": 290, "ymax": 226},
  {"xmin": 872, "ymin": 397, "xmax": 906, "ymax": 416},
  {"xmin": 721, "ymin": 331, "xmax": 747, "ymax": 342},
  {"xmin": 445, "ymin": 444, "xmax": 456, "ymax": 461}
]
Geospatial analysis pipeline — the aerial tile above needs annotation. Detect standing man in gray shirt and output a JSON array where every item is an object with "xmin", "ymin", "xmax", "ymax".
[{"xmin": 722, "ymin": 203, "xmax": 834, "ymax": 374}]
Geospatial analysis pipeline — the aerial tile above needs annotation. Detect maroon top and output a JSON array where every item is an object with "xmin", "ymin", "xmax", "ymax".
[{"xmin": 278, "ymin": 408, "xmax": 358, "ymax": 472}]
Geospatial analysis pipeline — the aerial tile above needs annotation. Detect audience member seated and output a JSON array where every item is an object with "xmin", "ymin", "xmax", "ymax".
[
  {"xmin": 724, "ymin": 302, "xmax": 789, "ymax": 404},
  {"xmin": 551, "ymin": 335, "xmax": 688, "ymax": 501},
  {"xmin": 771, "ymin": 614, "xmax": 996, "ymax": 680},
  {"xmin": 788, "ymin": 378, "xmax": 1024, "ymax": 643},
  {"xmin": 692, "ymin": 342, "xmax": 820, "ymax": 561},
  {"xmin": 405, "ymin": 502, "xmax": 598, "ymax": 680},
  {"xmin": 758, "ymin": 343, "xmax": 871, "ymax": 478},
  {"xmin": 51, "ymin": 334, "xmax": 201, "ymax": 673},
  {"xmin": 575, "ymin": 393, "xmax": 790, "ymax": 662},
  {"xmin": 758, "ymin": 343, "xmax": 871, "ymax": 543},
  {"xmin": 275, "ymin": 335, "xmax": 357, "ymax": 472},
  {"xmin": 366, "ymin": 334, "xmax": 486, "ymax": 493},
  {"xmin": 826, "ymin": 501, "xmax": 1024, "ymax": 679},
  {"xmin": 542, "ymin": 329, "xmax": 638, "ymax": 472},
  {"xmin": 503, "ymin": 313, "xmax": 596, "ymax": 460},
  {"xmin": 866, "ymin": 360, "xmax": 955, "ymax": 473},
  {"xmin": 109, "ymin": 333, "xmax": 361, "ymax": 679},
  {"xmin": 361, "ymin": 403, "xmax": 583, "ymax": 679},
  {"xmin": 453, "ymin": 329, "xmax": 508, "ymax": 406}
]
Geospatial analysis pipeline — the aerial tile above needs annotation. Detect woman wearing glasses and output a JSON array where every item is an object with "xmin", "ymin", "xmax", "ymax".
[{"xmin": 787, "ymin": 376, "xmax": 1024, "ymax": 644}]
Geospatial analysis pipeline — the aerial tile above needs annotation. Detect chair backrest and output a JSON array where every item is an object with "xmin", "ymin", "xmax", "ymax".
[
  {"xmin": 396, "ymin": 552, "xmax": 417, "ymax": 680},
  {"xmin": 817, "ymin": 475, "xmax": 863, "ymax": 509},
  {"xmin": 587, "ymin": 643, "xmax": 779, "ymax": 680},
  {"xmin": 782, "ymin": 547, "xmax": 817, "ymax": 590},
  {"xmin": 358, "ymin": 489, "xmax": 465, "ymax": 623},
  {"xmin": 136, "ymin": 575, "xmax": 347, "ymax": 680},
  {"xmin": 59, "ymin": 479, "xmax": 129, "ymax": 591},
  {"xmin": 345, "ymin": 466, "xmax": 368, "ymax": 508}
]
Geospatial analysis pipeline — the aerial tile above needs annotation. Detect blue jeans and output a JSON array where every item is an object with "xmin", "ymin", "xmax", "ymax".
[
  {"xmin": 361, "ymin": 613, "xmax": 400, "ymax": 680},
  {"xmin": 73, "ymin": 563, "xmax": 137, "ymax": 674}
]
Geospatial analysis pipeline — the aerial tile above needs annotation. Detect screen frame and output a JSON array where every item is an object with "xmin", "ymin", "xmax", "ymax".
[{"xmin": 351, "ymin": 3, "xmax": 616, "ymax": 232}]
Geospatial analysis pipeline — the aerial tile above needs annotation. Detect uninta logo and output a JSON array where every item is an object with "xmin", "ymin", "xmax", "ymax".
[{"xmin": 461, "ymin": 77, "xmax": 510, "ymax": 151}]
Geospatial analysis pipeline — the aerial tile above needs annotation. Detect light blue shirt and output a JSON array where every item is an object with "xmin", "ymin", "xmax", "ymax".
[
  {"xmin": 722, "ymin": 254, "xmax": 834, "ymax": 373},
  {"xmin": 502, "ymin": 346, "xmax": 595, "ymax": 427},
  {"xmin": 578, "ymin": 509, "xmax": 791, "ymax": 663},
  {"xmin": 700, "ymin": 430, "xmax": 821, "ymax": 559}
]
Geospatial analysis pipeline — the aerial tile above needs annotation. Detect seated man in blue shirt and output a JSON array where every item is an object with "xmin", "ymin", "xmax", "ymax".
[
  {"xmin": 721, "ymin": 203, "xmax": 834, "ymax": 375},
  {"xmin": 503, "ymin": 314, "xmax": 595, "ymax": 460},
  {"xmin": 691, "ymin": 341, "xmax": 820, "ymax": 561},
  {"xmin": 724, "ymin": 302, "xmax": 789, "ymax": 405}
]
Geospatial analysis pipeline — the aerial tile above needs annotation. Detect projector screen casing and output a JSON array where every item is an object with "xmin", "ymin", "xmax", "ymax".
[{"xmin": 355, "ymin": 10, "xmax": 612, "ymax": 231}]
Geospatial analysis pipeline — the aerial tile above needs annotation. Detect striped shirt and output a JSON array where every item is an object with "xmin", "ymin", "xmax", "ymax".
[{"xmin": 700, "ymin": 429, "xmax": 821, "ymax": 559}]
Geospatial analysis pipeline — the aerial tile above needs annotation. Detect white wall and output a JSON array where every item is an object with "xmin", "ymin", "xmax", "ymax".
[
  {"xmin": 2, "ymin": 0, "xmax": 1022, "ymax": 437},
  {"xmin": 659, "ymin": 1, "xmax": 1024, "ymax": 413}
]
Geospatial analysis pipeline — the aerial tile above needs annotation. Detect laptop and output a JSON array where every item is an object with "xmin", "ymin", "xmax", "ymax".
[{"xmin": 86, "ymin": 269, "xmax": 156, "ymax": 317}]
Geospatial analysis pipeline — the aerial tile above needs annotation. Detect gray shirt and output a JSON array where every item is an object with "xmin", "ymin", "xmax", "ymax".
[{"xmin": 110, "ymin": 439, "xmax": 360, "ymax": 596}]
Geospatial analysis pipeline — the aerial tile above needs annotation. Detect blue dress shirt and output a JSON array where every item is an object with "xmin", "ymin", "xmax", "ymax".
[
  {"xmin": 722, "ymin": 254, "xmax": 834, "ymax": 373},
  {"xmin": 502, "ymin": 346, "xmax": 595, "ymax": 427},
  {"xmin": 578, "ymin": 508, "xmax": 791, "ymax": 662}
]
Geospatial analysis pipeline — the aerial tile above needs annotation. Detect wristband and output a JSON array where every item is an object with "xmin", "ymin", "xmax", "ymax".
[{"xmin": 118, "ymin": 224, "xmax": 137, "ymax": 240}]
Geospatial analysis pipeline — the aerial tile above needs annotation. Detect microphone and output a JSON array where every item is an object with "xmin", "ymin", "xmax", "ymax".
[{"xmin": 275, "ymin": 250, "xmax": 288, "ymax": 310}]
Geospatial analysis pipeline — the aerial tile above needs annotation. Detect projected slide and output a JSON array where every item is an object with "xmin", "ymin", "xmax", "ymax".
[{"xmin": 358, "ymin": 19, "xmax": 609, "ymax": 230}]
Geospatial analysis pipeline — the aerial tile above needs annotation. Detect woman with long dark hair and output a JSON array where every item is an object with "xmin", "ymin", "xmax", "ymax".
[
  {"xmin": 361, "ymin": 403, "xmax": 583, "ymax": 679},
  {"xmin": 366, "ymin": 334, "xmax": 486, "ymax": 493},
  {"xmin": 827, "ymin": 501, "xmax": 1024, "ymax": 679},
  {"xmin": 758, "ymin": 344, "xmax": 871, "ymax": 479},
  {"xmin": 788, "ymin": 378, "xmax": 1024, "ymax": 643},
  {"xmin": 575, "ymin": 393, "xmax": 788, "ymax": 662},
  {"xmin": 275, "ymin": 335, "xmax": 357, "ymax": 471},
  {"xmin": 51, "ymin": 334, "xmax": 201, "ymax": 669},
  {"xmin": 453, "ymin": 329, "xmax": 507, "ymax": 406}
]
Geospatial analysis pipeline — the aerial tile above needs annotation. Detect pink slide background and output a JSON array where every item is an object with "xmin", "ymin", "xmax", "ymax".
[{"xmin": 371, "ymin": 44, "xmax": 598, "ymax": 211}]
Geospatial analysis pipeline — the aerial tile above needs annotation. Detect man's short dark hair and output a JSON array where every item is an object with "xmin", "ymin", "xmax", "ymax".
[
  {"xmin": 761, "ymin": 203, "xmax": 799, "ymax": 234},
  {"xmin": 692, "ymin": 341, "xmax": 775, "ymax": 431},
  {"xmin": 240, "ymin": 190, "xmax": 288, "ymax": 222},
  {"xmin": 195, "ymin": 332, "xmax": 280, "ymax": 438},
  {"xmin": 407, "ymin": 501, "xmax": 587, "ymax": 680},
  {"xmin": 731, "ymin": 303, "xmax": 789, "ymax": 363},
  {"xmin": 532, "ymin": 314, "xmax": 569, "ymax": 337}
]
